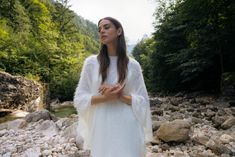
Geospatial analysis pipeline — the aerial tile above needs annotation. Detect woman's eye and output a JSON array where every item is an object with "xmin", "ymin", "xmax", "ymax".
[
  {"xmin": 104, "ymin": 26, "xmax": 110, "ymax": 30},
  {"xmin": 98, "ymin": 25, "xmax": 110, "ymax": 32}
]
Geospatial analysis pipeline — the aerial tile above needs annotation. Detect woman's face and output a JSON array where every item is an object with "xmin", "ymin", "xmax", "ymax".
[{"xmin": 98, "ymin": 19, "xmax": 121, "ymax": 45}]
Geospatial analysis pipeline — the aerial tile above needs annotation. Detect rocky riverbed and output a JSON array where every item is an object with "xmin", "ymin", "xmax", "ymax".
[{"xmin": 0, "ymin": 94, "xmax": 235, "ymax": 157}]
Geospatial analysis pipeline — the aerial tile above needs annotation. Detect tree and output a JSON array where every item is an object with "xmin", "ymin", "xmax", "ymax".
[
  {"xmin": 0, "ymin": 0, "xmax": 99, "ymax": 101},
  {"xmin": 135, "ymin": 0, "xmax": 235, "ymax": 93}
]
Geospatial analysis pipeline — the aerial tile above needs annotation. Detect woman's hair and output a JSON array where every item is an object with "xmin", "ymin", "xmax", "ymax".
[{"xmin": 97, "ymin": 17, "xmax": 129, "ymax": 84}]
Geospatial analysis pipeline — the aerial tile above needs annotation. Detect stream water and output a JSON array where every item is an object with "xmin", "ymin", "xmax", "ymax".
[{"xmin": 0, "ymin": 106, "xmax": 77, "ymax": 124}]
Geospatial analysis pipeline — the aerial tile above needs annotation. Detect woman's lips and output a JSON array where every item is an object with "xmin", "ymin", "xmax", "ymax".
[{"xmin": 101, "ymin": 35, "xmax": 107, "ymax": 39}]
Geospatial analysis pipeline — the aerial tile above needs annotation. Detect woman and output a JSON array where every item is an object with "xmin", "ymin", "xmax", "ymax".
[{"xmin": 74, "ymin": 17, "xmax": 153, "ymax": 157}]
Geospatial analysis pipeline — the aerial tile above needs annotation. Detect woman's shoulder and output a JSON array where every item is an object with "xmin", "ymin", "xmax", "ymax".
[
  {"xmin": 85, "ymin": 54, "xmax": 98, "ymax": 64},
  {"xmin": 128, "ymin": 56, "xmax": 141, "ymax": 71}
]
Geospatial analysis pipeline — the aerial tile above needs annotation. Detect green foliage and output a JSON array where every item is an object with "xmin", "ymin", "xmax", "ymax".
[
  {"xmin": 134, "ymin": 0, "xmax": 235, "ymax": 93},
  {"xmin": 132, "ymin": 38, "xmax": 156, "ymax": 91},
  {"xmin": 0, "ymin": 0, "xmax": 99, "ymax": 101}
]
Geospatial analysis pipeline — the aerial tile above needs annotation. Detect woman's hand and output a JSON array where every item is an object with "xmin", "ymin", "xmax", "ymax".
[
  {"xmin": 98, "ymin": 83, "xmax": 125, "ymax": 101},
  {"xmin": 98, "ymin": 84, "xmax": 113, "ymax": 95}
]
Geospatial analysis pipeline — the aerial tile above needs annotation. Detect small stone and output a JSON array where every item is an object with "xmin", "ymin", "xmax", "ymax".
[
  {"xmin": 42, "ymin": 149, "xmax": 52, "ymax": 156},
  {"xmin": 70, "ymin": 146, "xmax": 78, "ymax": 152},
  {"xmin": 160, "ymin": 143, "xmax": 170, "ymax": 151},
  {"xmin": 69, "ymin": 138, "xmax": 76, "ymax": 143},
  {"xmin": 220, "ymin": 134, "xmax": 234, "ymax": 144},
  {"xmin": 65, "ymin": 143, "xmax": 71, "ymax": 151},
  {"xmin": 221, "ymin": 116, "xmax": 235, "ymax": 129},
  {"xmin": 77, "ymin": 150, "xmax": 90, "ymax": 156},
  {"xmin": 2, "ymin": 152, "xmax": 11, "ymax": 157},
  {"xmin": 152, "ymin": 145, "xmax": 159, "ymax": 153}
]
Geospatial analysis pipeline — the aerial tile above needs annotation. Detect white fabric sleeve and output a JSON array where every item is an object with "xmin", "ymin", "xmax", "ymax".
[
  {"xmin": 73, "ymin": 58, "xmax": 93, "ymax": 116},
  {"xmin": 131, "ymin": 62, "xmax": 153, "ymax": 143}
]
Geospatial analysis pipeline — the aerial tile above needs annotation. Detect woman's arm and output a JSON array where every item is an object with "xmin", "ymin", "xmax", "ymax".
[
  {"xmin": 120, "ymin": 94, "xmax": 132, "ymax": 105},
  {"xmin": 91, "ymin": 95, "xmax": 112, "ymax": 105},
  {"xmin": 91, "ymin": 93, "xmax": 132, "ymax": 106},
  {"xmin": 91, "ymin": 83, "xmax": 125, "ymax": 105}
]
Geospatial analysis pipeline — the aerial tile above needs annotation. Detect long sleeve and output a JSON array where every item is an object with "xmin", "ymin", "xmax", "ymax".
[
  {"xmin": 73, "ymin": 58, "xmax": 93, "ymax": 116},
  {"xmin": 73, "ymin": 56, "xmax": 98, "ymax": 150},
  {"xmin": 130, "ymin": 62, "xmax": 153, "ymax": 143}
]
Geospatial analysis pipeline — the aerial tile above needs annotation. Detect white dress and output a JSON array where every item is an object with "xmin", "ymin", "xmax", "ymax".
[{"xmin": 73, "ymin": 55, "xmax": 153, "ymax": 157}]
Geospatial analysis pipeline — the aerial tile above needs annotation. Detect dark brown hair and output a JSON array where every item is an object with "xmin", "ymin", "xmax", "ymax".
[{"xmin": 97, "ymin": 17, "xmax": 129, "ymax": 84}]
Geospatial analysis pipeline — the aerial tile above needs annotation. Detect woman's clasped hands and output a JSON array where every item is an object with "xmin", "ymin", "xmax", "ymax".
[{"xmin": 98, "ymin": 83, "xmax": 125, "ymax": 101}]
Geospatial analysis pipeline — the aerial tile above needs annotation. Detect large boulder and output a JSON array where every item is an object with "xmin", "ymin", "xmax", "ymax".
[
  {"xmin": 0, "ymin": 72, "xmax": 43, "ymax": 111},
  {"xmin": 156, "ymin": 119, "xmax": 191, "ymax": 142}
]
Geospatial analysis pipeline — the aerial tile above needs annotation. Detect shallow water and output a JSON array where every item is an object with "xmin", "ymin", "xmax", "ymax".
[
  {"xmin": 0, "ymin": 114, "xmax": 21, "ymax": 124},
  {"xmin": 0, "ymin": 106, "xmax": 77, "ymax": 124},
  {"xmin": 50, "ymin": 106, "xmax": 77, "ymax": 118}
]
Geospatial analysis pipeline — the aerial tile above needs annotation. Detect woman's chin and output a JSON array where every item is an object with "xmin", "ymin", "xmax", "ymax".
[{"xmin": 101, "ymin": 41, "xmax": 109, "ymax": 45}]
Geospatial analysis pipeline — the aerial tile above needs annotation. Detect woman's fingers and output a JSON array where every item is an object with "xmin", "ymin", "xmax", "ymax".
[
  {"xmin": 99, "ymin": 83, "xmax": 125, "ymax": 96},
  {"xmin": 102, "ymin": 87, "xmax": 111, "ymax": 95},
  {"xmin": 112, "ymin": 83, "xmax": 125, "ymax": 93},
  {"xmin": 99, "ymin": 84, "xmax": 108, "ymax": 92}
]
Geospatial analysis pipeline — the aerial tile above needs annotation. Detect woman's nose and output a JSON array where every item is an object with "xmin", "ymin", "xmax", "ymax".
[{"xmin": 100, "ymin": 27, "xmax": 106, "ymax": 33}]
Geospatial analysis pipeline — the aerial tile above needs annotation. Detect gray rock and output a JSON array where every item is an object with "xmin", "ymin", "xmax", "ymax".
[
  {"xmin": 2, "ymin": 152, "xmax": 11, "ymax": 157},
  {"xmin": 0, "ymin": 123, "xmax": 7, "ymax": 130},
  {"xmin": 221, "ymin": 116, "xmax": 235, "ymax": 129},
  {"xmin": 212, "ymin": 114, "xmax": 227, "ymax": 128},
  {"xmin": 22, "ymin": 147, "xmax": 41, "ymax": 157},
  {"xmin": 219, "ymin": 134, "xmax": 234, "ymax": 144},
  {"xmin": 151, "ymin": 109, "xmax": 163, "ymax": 116},
  {"xmin": 6, "ymin": 119, "xmax": 26, "ymax": 130},
  {"xmin": 206, "ymin": 139, "xmax": 232, "ymax": 155},
  {"xmin": 61, "ymin": 122, "xmax": 83, "ymax": 148},
  {"xmin": 150, "ymin": 98, "xmax": 162, "ymax": 106},
  {"xmin": 56, "ymin": 117, "xmax": 76, "ymax": 130},
  {"xmin": 191, "ymin": 117, "xmax": 203, "ymax": 124},
  {"xmin": 0, "ymin": 71, "xmax": 43, "ymax": 111},
  {"xmin": 192, "ymin": 131, "xmax": 210, "ymax": 145},
  {"xmin": 25, "ymin": 109, "xmax": 58, "ymax": 122},
  {"xmin": 36, "ymin": 120, "xmax": 59, "ymax": 137}
]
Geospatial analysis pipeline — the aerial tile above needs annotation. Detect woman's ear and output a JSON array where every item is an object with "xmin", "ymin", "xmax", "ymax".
[{"xmin": 117, "ymin": 28, "xmax": 122, "ymax": 36}]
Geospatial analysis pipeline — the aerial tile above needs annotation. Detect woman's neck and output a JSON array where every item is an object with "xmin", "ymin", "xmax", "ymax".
[{"xmin": 107, "ymin": 41, "xmax": 117, "ymax": 56}]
